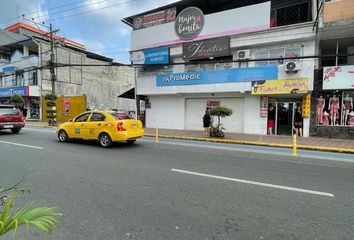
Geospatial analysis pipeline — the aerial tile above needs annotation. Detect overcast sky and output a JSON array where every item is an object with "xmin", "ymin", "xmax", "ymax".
[{"xmin": 0, "ymin": 0, "xmax": 178, "ymax": 63}]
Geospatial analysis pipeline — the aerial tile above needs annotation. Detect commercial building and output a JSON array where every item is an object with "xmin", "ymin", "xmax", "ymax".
[
  {"xmin": 124, "ymin": 0, "xmax": 319, "ymax": 137},
  {"xmin": 311, "ymin": 0, "xmax": 354, "ymax": 138},
  {"xmin": 0, "ymin": 23, "xmax": 135, "ymax": 121}
]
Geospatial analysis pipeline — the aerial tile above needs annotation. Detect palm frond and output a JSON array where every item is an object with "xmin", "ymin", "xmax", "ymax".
[{"xmin": 0, "ymin": 194, "xmax": 63, "ymax": 237}]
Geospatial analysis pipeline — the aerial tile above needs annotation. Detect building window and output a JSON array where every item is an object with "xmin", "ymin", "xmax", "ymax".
[
  {"xmin": 254, "ymin": 47, "xmax": 302, "ymax": 67},
  {"xmin": 271, "ymin": 2, "xmax": 311, "ymax": 27}
]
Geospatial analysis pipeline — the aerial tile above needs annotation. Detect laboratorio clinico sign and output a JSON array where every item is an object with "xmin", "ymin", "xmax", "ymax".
[{"xmin": 175, "ymin": 7, "xmax": 205, "ymax": 40}]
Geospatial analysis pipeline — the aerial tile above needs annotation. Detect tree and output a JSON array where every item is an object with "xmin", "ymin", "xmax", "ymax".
[
  {"xmin": 0, "ymin": 180, "xmax": 63, "ymax": 238},
  {"xmin": 209, "ymin": 106, "xmax": 233, "ymax": 138},
  {"xmin": 10, "ymin": 94, "xmax": 24, "ymax": 108}
]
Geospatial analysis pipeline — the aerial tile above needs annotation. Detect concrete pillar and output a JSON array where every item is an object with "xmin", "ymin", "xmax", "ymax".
[{"xmin": 23, "ymin": 45, "xmax": 29, "ymax": 57}]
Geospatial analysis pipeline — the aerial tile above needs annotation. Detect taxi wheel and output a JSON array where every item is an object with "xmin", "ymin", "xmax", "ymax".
[
  {"xmin": 99, "ymin": 133, "xmax": 112, "ymax": 148},
  {"xmin": 126, "ymin": 140, "xmax": 136, "ymax": 144},
  {"xmin": 58, "ymin": 130, "xmax": 69, "ymax": 143}
]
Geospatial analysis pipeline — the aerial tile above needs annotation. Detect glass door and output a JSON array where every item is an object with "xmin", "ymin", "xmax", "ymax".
[{"xmin": 276, "ymin": 102, "xmax": 301, "ymax": 136}]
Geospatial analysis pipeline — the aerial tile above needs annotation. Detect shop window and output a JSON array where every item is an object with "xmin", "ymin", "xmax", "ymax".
[
  {"xmin": 316, "ymin": 90, "xmax": 354, "ymax": 126},
  {"xmin": 28, "ymin": 70, "xmax": 38, "ymax": 86},
  {"xmin": 254, "ymin": 47, "xmax": 301, "ymax": 67}
]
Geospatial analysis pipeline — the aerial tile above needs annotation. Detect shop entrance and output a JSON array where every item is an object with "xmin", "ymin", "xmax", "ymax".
[{"xmin": 269, "ymin": 100, "xmax": 302, "ymax": 136}]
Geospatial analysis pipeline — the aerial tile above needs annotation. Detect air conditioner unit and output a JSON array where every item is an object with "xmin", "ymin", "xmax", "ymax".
[
  {"xmin": 237, "ymin": 49, "xmax": 251, "ymax": 60},
  {"xmin": 284, "ymin": 61, "xmax": 302, "ymax": 72}
]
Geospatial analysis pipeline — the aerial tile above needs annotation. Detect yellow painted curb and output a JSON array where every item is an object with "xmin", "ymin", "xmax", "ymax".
[{"xmin": 144, "ymin": 134, "xmax": 354, "ymax": 154}]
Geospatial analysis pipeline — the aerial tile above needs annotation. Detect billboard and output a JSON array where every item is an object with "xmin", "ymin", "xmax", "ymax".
[
  {"xmin": 131, "ymin": 2, "xmax": 270, "ymax": 51},
  {"xmin": 323, "ymin": 65, "xmax": 354, "ymax": 90},
  {"xmin": 133, "ymin": 8, "xmax": 176, "ymax": 30}
]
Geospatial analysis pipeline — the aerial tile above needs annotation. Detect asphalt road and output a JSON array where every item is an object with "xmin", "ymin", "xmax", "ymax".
[{"xmin": 1, "ymin": 127, "xmax": 354, "ymax": 240}]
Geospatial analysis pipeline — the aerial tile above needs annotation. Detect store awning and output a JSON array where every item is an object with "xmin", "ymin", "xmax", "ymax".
[{"xmin": 118, "ymin": 88, "xmax": 135, "ymax": 99}]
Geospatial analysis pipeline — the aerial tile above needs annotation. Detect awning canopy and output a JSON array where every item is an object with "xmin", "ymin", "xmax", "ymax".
[{"xmin": 118, "ymin": 88, "xmax": 135, "ymax": 99}]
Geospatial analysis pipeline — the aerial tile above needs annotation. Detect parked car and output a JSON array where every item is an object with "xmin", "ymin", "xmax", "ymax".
[
  {"xmin": 0, "ymin": 105, "xmax": 26, "ymax": 134},
  {"xmin": 56, "ymin": 111, "xmax": 144, "ymax": 148}
]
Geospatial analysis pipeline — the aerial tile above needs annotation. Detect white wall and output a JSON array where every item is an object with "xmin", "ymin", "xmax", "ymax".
[
  {"xmin": 146, "ymin": 95, "xmax": 185, "ymax": 129},
  {"xmin": 185, "ymin": 97, "xmax": 244, "ymax": 133},
  {"xmin": 243, "ymin": 95, "xmax": 267, "ymax": 134}
]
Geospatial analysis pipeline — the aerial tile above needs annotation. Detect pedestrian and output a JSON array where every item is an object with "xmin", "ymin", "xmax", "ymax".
[
  {"xmin": 267, "ymin": 106, "xmax": 275, "ymax": 135},
  {"xmin": 294, "ymin": 107, "xmax": 303, "ymax": 137},
  {"xmin": 203, "ymin": 109, "xmax": 211, "ymax": 135}
]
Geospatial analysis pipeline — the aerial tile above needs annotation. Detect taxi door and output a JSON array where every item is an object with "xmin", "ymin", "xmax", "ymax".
[
  {"xmin": 85, "ymin": 112, "xmax": 107, "ymax": 140},
  {"xmin": 69, "ymin": 112, "xmax": 92, "ymax": 139}
]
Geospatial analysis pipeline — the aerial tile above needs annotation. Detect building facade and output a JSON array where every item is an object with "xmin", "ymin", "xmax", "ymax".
[
  {"xmin": 124, "ymin": 0, "xmax": 320, "ymax": 137},
  {"xmin": 0, "ymin": 23, "xmax": 135, "ymax": 121}
]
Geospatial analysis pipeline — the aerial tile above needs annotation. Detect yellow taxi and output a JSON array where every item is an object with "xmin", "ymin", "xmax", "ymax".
[{"xmin": 56, "ymin": 110, "xmax": 144, "ymax": 148}]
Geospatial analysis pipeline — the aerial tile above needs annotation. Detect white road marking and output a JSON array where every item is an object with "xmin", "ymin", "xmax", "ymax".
[
  {"xmin": 0, "ymin": 140, "xmax": 43, "ymax": 149},
  {"xmin": 24, "ymin": 128, "xmax": 56, "ymax": 133},
  {"xmin": 171, "ymin": 168, "xmax": 335, "ymax": 198}
]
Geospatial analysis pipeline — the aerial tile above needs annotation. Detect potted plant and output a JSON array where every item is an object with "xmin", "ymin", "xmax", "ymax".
[{"xmin": 209, "ymin": 106, "xmax": 233, "ymax": 138}]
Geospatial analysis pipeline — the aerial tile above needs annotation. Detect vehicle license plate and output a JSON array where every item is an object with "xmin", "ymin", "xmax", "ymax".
[
  {"xmin": 132, "ymin": 124, "xmax": 137, "ymax": 129},
  {"xmin": 4, "ymin": 125, "xmax": 13, "ymax": 128}
]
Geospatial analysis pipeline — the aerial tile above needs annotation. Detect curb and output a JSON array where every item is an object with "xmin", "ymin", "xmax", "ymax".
[{"xmin": 144, "ymin": 134, "xmax": 354, "ymax": 154}]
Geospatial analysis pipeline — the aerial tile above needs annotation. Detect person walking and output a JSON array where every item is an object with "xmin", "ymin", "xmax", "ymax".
[
  {"xmin": 294, "ymin": 107, "xmax": 303, "ymax": 137},
  {"xmin": 267, "ymin": 106, "xmax": 275, "ymax": 135},
  {"xmin": 203, "ymin": 109, "xmax": 211, "ymax": 135}
]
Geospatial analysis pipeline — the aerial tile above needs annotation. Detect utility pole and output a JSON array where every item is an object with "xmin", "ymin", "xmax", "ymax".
[{"xmin": 48, "ymin": 23, "xmax": 58, "ymax": 94}]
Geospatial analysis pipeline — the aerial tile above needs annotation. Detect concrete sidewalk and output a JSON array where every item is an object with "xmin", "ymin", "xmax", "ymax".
[
  {"xmin": 25, "ymin": 122, "xmax": 354, "ymax": 154},
  {"xmin": 144, "ymin": 128, "xmax": 354, "ymax": 154}
]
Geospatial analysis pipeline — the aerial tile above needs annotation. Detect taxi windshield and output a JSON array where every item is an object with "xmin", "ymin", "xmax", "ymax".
[{"xmin": 110, "ymin": 112, "xmax": 131, "ymax": 120}]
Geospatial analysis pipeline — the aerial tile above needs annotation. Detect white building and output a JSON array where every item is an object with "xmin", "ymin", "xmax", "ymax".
[{"xmin": 124, "ymin": 0, "xmax": 318, "ymax": 137}]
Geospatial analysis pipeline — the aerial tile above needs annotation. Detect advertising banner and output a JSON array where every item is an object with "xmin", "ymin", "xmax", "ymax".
[
  {"xmin": 131, "ymin": 47, "xmax": 169, "ymax": 65},
  {"xmin": 62, "ymin": 97, "xmax": 70, "ymax": 116},
  {"xmin": 156, "ymin": 66, "xmax": 278, "ymax": 87},
  {"xmin": 183, "ymin": 37, "xmax": 230, "ymax": 60},
  {"xmin": 0, "ymin": 86, "xmax": 29, "ymax": 97},
  {"xmin": 323, "ymin": 65, "xmax": 354, "ymax": 90},
  {"xmin": 251, "ymin": 78, "xmax": 308, "ymax": 95},
  {"xmin": 133, "ymin": 8, "xmax": 176, "ymax": 30},
  {"xmin": 131, "ymin": 2, "xmax": 270, "ymax": 51}
]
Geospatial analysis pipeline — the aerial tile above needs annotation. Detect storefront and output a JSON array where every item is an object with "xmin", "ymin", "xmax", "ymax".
[
  {"xmin": 311, "ymin": 65, "xmax": 354, "ymax": 139},
  {"xmin": 0, "ymin": 86, "xmax": 40, "ymax": 119}
]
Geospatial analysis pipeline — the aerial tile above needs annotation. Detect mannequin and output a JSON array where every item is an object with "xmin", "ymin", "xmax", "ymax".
[
  {"xmin": 316, "ymin": 96, "xmax": 325, "ymax": 125},
  {"xmin": 329, "ymin": 95, "xmax": 340, "ymax": 125},
  {"xmin": 341, "ymin": 94, "xmax": 353, "ymax": 125},
  {"xmin": 348, "ymin": 111, "xmax": 354, "ymax": 126},
  {"xmin": 322, "ymin": 111, "xmax": 330, "ymax": 126}
]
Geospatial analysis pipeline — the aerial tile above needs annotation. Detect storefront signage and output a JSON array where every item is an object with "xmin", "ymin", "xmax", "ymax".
[
  {"xmin": 251, "ymin": 78, "xmax": 308, "ymax": 95},
  {"xmin": 131, "ymin": 47, "xmax": 169, "ymax": 65},
  {"xmin": 302, "ymin": 95, "xmax": 311, "ymax": 118},
  {"xmin": 260, "ymin": 96, "xmax": 268, "ymax": 117},
  {"xmin": 156, "ymin": 66, "xmax": 278, "ymax": 87},
  {"xmin": 183, "ymin": 37, "xmax": 230, "ymax": 60},
  {"xmin": 323, "ymin": 65, "xmax": 354, "ymax": 90},
  {"xmin": 0, "ymin": 86, "xmax": 29, "ymax": 97},
  {"xmin": 175, "ymin": 7, "xmax": 205, "ymax": 40},
  {"xmin": 133, "ymin": 8, "xmax": 176, "ymax": 30},
  {"xmin": 2, "ymin": 66, "xmax": 16, "ymax": 73}
]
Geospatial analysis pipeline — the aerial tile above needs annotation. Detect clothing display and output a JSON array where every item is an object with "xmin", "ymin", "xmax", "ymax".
[
  {"xmin": 322, "ymin": 111, "xmax": 329, "ymax": 126},
  {"xmin": 329, "ymin": 95, "xmax": 340, "ymax": 125},
  {"xmin": 348, "ymin": 112, "xmax": 354, "ymax": 126},
  {"xmin": 316, "ymin": 97, "xmax": 325, "ymax": 125}
]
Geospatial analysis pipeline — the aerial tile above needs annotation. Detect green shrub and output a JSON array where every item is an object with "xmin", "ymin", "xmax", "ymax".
[
  {"xmin": 10, "ymin": 94, "xmax": 24, "ymax": 107},
  {"xmin": 209, "ymin": 106, "xmax": 233, "ymax": 138}
]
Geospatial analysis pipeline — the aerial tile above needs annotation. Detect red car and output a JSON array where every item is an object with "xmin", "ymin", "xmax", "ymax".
[{"xmin": 0, "ymin": 105, "xmax": 25, "ymax": 134}]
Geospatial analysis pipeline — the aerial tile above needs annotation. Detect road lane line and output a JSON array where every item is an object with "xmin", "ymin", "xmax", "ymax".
[
  {"xmin": 0, "ymin": 140, "xmax": 43, "ymax": 149},
  {"xmin": 171, "ymin": 168, "xmax": 335, "ymax": 198}
]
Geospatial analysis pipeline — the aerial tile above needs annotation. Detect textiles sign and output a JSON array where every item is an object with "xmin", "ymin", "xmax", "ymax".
[
  {"xmin": 131, "ymin": 47, "xmax": 169, "ymax": 65},
  {"xmin": 251, "ymin": 78, "xmax": 308, "ymax": 95},
  {"xmin": 133, "ymin": 8, "xmax": 176, "ymax": 30},
  {"xmin": 323, "ymin": 65, "xmax": 354, "ymax": 90},
  {"xmin": 156, "ymin": 66, "xmax": 278, "ymax": 87},
  {"xmin": 0, "ymin": 86, "xmax": 29, "ymax": 97},
  {"xmin": 183, "ymin": 37, "xmax": 230, "ymax": 60},
  {"xmin": 175, "ymin": 7, "xmax": 205, "ymax": 40}
]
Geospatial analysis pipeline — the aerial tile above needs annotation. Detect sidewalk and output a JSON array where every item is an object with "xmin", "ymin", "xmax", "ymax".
[
  {"xmin": 144, "ymin": 128, "xmax": 354, "ymax": 154},
  {"xmin": 25, "ymin": 122, "xmax": 354, "ymax": 154}
]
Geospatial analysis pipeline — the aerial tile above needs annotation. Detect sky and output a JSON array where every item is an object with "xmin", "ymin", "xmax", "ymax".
[{"xmin": 0, "ymin": 0, "xmax": 178, "ymax": 63}]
